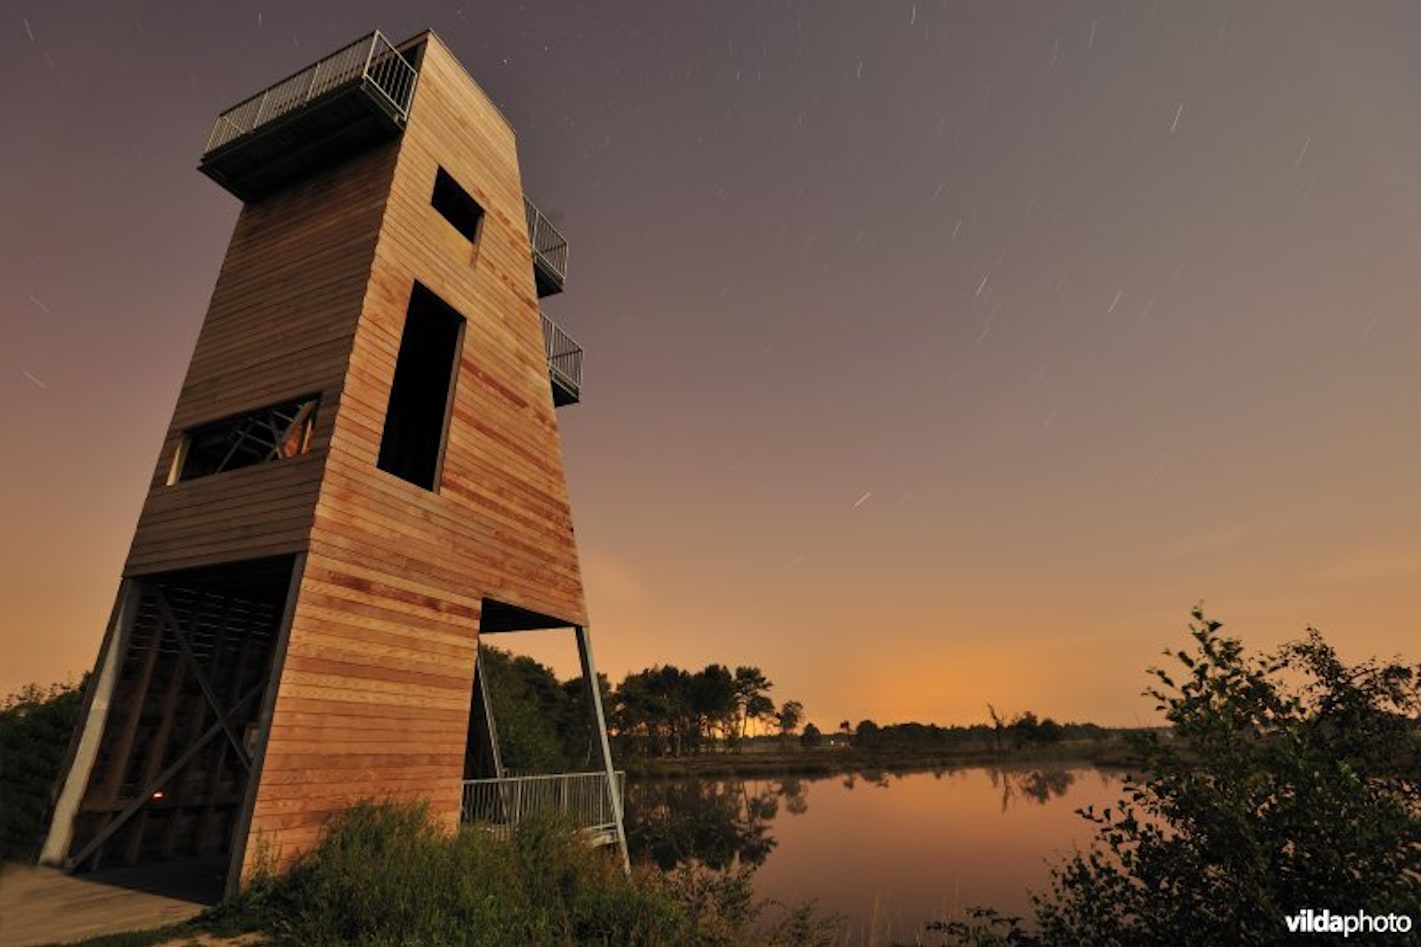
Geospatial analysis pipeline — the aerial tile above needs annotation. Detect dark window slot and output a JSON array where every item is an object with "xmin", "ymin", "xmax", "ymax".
[{"xmin": 377, "ymin": 283, "xmax": 464, "ymax": 490}]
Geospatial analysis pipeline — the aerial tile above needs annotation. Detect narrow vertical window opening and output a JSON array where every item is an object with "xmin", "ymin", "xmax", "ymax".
[{"xmin": 377, "ymin": 283, "xmax": 464, "ymax": 490}]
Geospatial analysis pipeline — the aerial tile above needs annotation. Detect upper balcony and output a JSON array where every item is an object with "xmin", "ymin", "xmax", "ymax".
[
  {"xmin": 524, "ymin": 197, "xmax": 568, "ymax": 297},
  {"xmin": 541, "ymin": 313, "xmax": 583, "ymax": 407},
  {"xmin": 199, "ymin": 31, "xmax": 418, "ymax": 202}
]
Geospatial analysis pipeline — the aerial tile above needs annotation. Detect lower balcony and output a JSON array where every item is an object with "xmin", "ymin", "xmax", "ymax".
[
  {"xmin": 461, "ymin": 771, "xmax": 625, "ymax": 847},
  {"xmin": 541, "ymin": 313, "xmax": 583, "ymax": 407}
]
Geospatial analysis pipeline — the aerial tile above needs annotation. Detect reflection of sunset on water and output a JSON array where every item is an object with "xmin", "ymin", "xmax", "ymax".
[
  {"xmin": 762, "ymin": 768, "xmax": 1125, "ymax": 932},
  {"xmin": 626, "ymin": 767, "xmax": 1123, "ymax": 939}
]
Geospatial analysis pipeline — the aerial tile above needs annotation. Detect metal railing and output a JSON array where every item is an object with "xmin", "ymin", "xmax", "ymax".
[
  {"xmin": 524, "ymin": 197, "xmax": 569, "ymax": 287},
  {"xmin": 541, "ymin": 314, "xmax": 583, "ymax": 399},
  {"xmin": 204, "ymin": 31, "xmax": 417, "ymax": 155},
  {"xmin": 462, "ymin": 771, "xmax": 624, "ymax": 840}
]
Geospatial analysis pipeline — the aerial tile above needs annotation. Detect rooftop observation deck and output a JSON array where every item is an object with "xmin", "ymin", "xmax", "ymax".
[
  {"xmin": 197, "ymin": 30, "xmax": 584, "ymax": 407},
  {"xmin": 199, "ymin": 31, "xmax": 417, "ymax": 202}
]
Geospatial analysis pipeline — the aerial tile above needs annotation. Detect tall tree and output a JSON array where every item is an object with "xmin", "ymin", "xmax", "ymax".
[
  {"xmin": 477, "ymin": 646, "xmax": 574, "ymax": 772},
  {"xmin": 559, "ymin": 671, "xmax": 612, "ymax": 768},
  {"xmin": 613, "ymin": 664, "xmax": 704, "ymax": 757},
  {"xmin": 732, "ymin": 666, "xmax": 773, "ymax": 747},
  {"xmin": 691, "ymin": 663, "xmax": 737, "ymax": 749},
  {"xmin": 776, "ymin": 700, "xmax": 804, "ymax": 745},
  {"xmin": 611, "ymin": 669, "xmax": 660, "ymax": 758},
  {"xmin": 853, "ymin": 719, "xmax": 881, "ymax": 749},
  {"xmin": 745, "ymin": 694, "xmax": 776, "ymax": 742}
]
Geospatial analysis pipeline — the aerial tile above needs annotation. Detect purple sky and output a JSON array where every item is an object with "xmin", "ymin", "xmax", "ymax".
[{"xmin": 5, "ymin": 1, "xmax": 1421, "ymax": 728}]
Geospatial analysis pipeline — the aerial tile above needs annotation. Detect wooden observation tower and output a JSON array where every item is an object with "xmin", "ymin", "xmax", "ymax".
[{"xmin": 41, "ymin": 30, "xmax": 624, "ymax": 889}]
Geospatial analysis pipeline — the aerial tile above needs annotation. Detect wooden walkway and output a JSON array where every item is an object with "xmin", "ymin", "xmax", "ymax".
[{"xmin": 0, "ymin": 860, "xmax": 222, "ymax": 947}]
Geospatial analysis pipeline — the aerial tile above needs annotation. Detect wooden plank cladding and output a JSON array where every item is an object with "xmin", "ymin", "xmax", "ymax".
[
  {"xmin": 124, "ymin": 141, "xmax": 400, "ymax": 574},
  {"xmin": 45, "ymin": 29, "xmax": 597, "ymax": 892},
  {"xmin": 241, "ymin": 32, "xmax": 589, "ymax": 877}
]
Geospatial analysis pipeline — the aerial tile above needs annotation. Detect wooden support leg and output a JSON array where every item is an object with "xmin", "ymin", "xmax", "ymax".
[{"xmin": 40, "ymin": 580, "xmax": 139, "ymax": 867}]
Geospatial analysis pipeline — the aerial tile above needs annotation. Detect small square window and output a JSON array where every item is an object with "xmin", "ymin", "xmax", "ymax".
[{"xmin": 431, "ymin": 168, "xmax": 484, "ymax": 243}]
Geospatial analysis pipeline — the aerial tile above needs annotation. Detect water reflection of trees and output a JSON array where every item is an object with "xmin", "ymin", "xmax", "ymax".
[
  {"xmin": 626, "ymin": 769, "xmax": 1077, "ymax": 868},
  {"xmin": 839, "ymin": 770, "xmax": 892, "ymax": 791},
  {"xmin": 623, "ymin": 778, "xmax": 809, "ymax": 870},
  {"xmin": 987, "ymin": 766, "xmax": 1076, "ymax": 812}
]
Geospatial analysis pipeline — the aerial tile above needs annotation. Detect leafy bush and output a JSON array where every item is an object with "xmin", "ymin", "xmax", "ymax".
[
  {"xmin": 943, "ymin": 610, "xmax": 1421, "ymax": 946},
  {"xmin": 0, "ymin": 677, "xmax": 86, "ymax": 861},
  {"xmin": 230, "ymin": 799, "xmax": 837, "ymax": 946}
]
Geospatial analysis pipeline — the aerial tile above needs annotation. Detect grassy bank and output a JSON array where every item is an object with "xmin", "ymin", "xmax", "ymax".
[
  {"xmin": 48, "ymin": 801, "xmax": 840, "ymax": 947},
  {"xmin": 622, "ymin": 738, "xmax": 1141, "ymax": 780}
]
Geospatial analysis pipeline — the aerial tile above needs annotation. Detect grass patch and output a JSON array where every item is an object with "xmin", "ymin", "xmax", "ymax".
[{"xmin": 161, "ymin": 800, "xmax": 841, "ymax": 947}]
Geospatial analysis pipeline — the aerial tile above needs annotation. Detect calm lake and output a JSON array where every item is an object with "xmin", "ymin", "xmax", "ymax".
[{"xmin": 624, "ymin": 765, "xmax": 1127, "ymax": 943}]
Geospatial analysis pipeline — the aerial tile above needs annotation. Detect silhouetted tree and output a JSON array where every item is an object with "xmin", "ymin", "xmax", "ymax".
[
  {"xmin": 692, "ymin": 664, "xmax": 737, "ymax": 748},
  {"xmin": 733, "ymin": 666, "xmax": 773, "ymax": 747},
  {"xmin": 478, "ymin": 647, "xmax": 576, "ymax": 772},
  {"xmin": 799, "ymin": 722, "xmax": 822, "ymax": 748},
  {"xmin": 987, "ymin": 703, "xmax": 1007, "ymax": 753},
  {"xmin": 776, "ymin": 700, "xmax": 804, "ymax": 745}
]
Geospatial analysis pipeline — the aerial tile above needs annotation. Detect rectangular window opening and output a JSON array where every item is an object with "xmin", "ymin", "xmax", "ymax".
[
  {"xmin": 170, "ymin": 397, "xmax": 318, "ymax": 484},
  {"xmin": 432, "ymin": 168, "xmax": 484, "ymax": 244},
  {"xmin": 377, "ymin": 283, "xmax": 465, "ymax": 490}
]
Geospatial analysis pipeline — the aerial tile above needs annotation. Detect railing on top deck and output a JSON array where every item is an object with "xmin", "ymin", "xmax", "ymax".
[
  {"xmin": 461, "ymin": 771, "xmax": 624, "ymax": 843},
  {"xmin": 541, "ymin": 313, "xmax": 583, "ymax": 405},
  {"xmin": 203, "ymin": 31, "xmax": 417, "ymax": 156},
  {"xmin": 524, "ymin": 197, "xmax": 569, "ymax": 292}
]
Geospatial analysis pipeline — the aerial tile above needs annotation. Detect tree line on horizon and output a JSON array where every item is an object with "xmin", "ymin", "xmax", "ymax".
[
  {"xmin": 478, "ymin": 649, "xmax": 808, "ymax": 767},
  {"xmin": 477, "ymin": 646, "xmax": 1124, "ymax": 770},
  {"xmin": 839, "ymin": 710, "xmax": 1113, "ymax": 753}
]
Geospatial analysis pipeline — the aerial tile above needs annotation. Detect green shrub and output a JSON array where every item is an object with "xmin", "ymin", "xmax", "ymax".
[
  {"xmin": 940, "ymin": 610, "xmax": 1421, "ymax": 946},
  {"xmin": 226, "ymin": 799, "xmax": 837, "ymax": 946},
  {"xmin": 0, "ymin": 678, "xmax": 86, "ymax": 862}
]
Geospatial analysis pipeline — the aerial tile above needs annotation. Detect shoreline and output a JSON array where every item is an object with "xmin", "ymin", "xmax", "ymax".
[{"xmin": 621, "ymin": 738, "xmax": 1141, "ymax": 780}]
